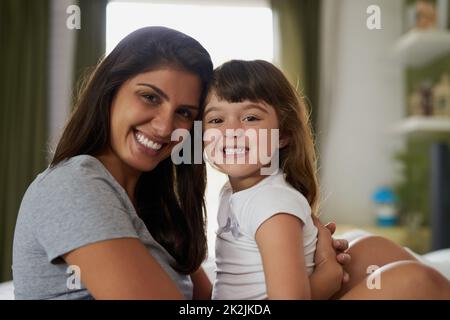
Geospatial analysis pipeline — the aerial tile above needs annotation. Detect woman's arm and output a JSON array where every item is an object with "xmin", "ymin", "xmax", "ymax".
[
  {"xmin": 191, "ymin": 267, "xmax": 212, "ymax": 300},
  {"xmin": 64, "ymin": 238, "xmax": 185, "ymax": 299},
  {"xmin": 256, "ymin": 213, "xmax": 311, "ymax": 300}
]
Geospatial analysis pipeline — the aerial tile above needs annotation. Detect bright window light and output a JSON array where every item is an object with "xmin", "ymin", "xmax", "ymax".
[
  {"xmin": 106, "ymin": 1, "xmax": 273, "ymax": 258},
  {"xmin": 106, "ymin": 2, "xmax": 273, "ymax": 67}
]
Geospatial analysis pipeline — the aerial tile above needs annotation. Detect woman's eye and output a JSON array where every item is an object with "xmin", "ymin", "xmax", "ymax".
[
  {"xmin": 142, "ymin": 93, "xmax": 160, "ymax": 105},
  {"xmin": 208, "ymin": 118, "xmax": 223, "ymax": 124},
  {"xmin": 177, "ymin": 108, "xmax": 193, "ymax": 120},
  {"xmin": 243, "ymin": 115, "xmax": 259, "ymax": 122}
]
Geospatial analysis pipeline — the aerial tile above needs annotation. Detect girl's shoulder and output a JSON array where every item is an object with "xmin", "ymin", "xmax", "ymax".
[
  {"xmin": 233, "ymin": 172, "xmax": 311, "ymax": 218},
  {"xmin": 251, "ymin": 184, "xmax": 310, "ymax": 212},
  {"xmin": 246, "ymin": 172, "xmax": 309, "ymax": 207},
  {"xmin": 234, "ymin": 174, "xmax": 312, "ymax": 238}
]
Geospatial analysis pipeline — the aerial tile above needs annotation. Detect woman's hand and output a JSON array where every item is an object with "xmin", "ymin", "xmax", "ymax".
[
  {"xmin": 309, "ymin": 216, "xmax": 351, "ymax": 299},
  {"xmin": 315, "ymin": 217, "xmax": 351, "ymax": 282}
]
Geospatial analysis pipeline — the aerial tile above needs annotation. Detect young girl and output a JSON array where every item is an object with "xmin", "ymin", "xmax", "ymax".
[{"xmin": 203, "ymin": 60, "xmax": 450, "ymax": 300}]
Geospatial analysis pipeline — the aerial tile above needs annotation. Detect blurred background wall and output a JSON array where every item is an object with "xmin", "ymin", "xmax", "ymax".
[{"xmin": 318, "ymin": 0, "xmax": 404, "ymax": 225}]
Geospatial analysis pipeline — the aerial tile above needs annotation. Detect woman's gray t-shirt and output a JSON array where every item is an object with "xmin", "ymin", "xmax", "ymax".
[{"xmin": 12, "ymin": 155, "xmax": 193, "ymax": 300}]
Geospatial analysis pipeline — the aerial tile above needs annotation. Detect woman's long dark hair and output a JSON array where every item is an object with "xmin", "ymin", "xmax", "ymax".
[{"xmin": 51, "ymin": 27, "xmax": 213, "ymax": 274}]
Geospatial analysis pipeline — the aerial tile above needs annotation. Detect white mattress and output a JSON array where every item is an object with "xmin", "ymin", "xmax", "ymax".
[
  {"xmin": 0, "ymin": 281, "xmax": 13, "ymax": 300},
  {"xmin": 421, "ymin": 248, "xmax": 450, "ymax": 279}
]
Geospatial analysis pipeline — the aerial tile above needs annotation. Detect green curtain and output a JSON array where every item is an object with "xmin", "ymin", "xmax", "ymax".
[
  {"xmin": 0, "ymin": 0, "xmax": 49, "ymax": 282},
  {"xmin": 270, "ymin": 0, "xmax": 321, "ymax": 132},
  {"xmin": 0, "ymin": 0, "xmax": 107, "ymax": 283},
  {"xmin": 73, "ymin": 0, "xmax": 108, "ymax": 92}
]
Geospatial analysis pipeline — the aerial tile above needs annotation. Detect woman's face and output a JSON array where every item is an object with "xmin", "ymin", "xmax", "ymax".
[{"xmin": 108, "ymin": 68, "xmax": 202, "ymax": 173}]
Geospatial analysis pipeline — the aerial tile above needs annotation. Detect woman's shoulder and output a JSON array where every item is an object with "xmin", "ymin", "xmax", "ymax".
[
  {"xmin": 17, "ymin": 154, "xmax": 133, "ymax": 236},
  {"xmin": 41, "ymin": 155, "xmax": 109, "ymax": 183},
  {"xmin": 22, "ymin": 155, "xmax": 124, "ymax": 212}
]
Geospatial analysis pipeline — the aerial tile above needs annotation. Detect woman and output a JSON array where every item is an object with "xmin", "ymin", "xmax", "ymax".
[{"xmin": 12, "ymin": 26, "xmax": 350, "ymax": 300}]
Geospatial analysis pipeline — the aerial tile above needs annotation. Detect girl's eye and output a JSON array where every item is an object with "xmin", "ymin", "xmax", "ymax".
[
  {"xmin": 142, "ymin": 93, "xmax": 160, "ymax": 105},
  {"xmin": 177, "ymin": 108, "xmax": 193, "ymax": 120},
  {"xmin": 243, "ymin": 115, "xmax": 259, "ymax": 122},
  {"xmin": 208, "ymin": 118, "xmax": 223, "ymax": 124}
]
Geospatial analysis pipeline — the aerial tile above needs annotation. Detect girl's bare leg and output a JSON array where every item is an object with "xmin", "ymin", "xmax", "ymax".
[
  {"xmin": 339, "ymin": 260, "xmax": 450, "ymax": 299},
  {"xmin": 333, "ymin": 235, "xmax": 450, "ymax": 299}
]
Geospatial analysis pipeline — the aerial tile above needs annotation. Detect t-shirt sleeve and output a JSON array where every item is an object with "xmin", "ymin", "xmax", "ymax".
[
  {"xmin": 244, "ymin": 186, "xmax": 311, "ymax": 238},
  {"xmin": 31, "ymin": 168, "xmax": 139, "ymax": 263}
]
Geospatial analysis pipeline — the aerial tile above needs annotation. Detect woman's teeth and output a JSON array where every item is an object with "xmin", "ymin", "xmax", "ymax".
[
  {"xmin": 224, "ymin": 147, "xmax": 247, "ymax": 155},
  {"xmin": 135, "ymin": 131, "xmax": 162, "ymax": 151}
]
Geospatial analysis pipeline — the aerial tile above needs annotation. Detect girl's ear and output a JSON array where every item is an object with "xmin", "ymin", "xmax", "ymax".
[{"xmin": 279, "ymin": 135, "xmax": 289, "ymax": 149}]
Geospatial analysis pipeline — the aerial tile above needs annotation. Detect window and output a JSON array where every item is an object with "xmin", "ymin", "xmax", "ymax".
[{"xmin": 106, "ymin": 0, "xmax": 274, "ymax": 257}]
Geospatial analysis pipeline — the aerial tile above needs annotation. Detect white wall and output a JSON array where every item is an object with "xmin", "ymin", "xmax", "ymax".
[
  {"xmin": 205, "ymin": 165, "xmax": 228, "ymax": 257},
  {"xmin": 318, "ymin": 0, "xmax": 404, "ymax": 225}
]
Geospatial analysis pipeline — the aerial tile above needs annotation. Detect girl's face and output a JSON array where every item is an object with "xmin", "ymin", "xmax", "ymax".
[
  {"xmin": 203, "ymin": 92, "xmax": 284, "ymax": 180},
  {"xmin": 107, "ymin": 68, "xmax": 202, "ymax": 173}
]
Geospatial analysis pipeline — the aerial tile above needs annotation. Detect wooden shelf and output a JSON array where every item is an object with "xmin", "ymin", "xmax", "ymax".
[
  {"xmin": 390, "ymin": 116, "xmax": 450, "ymax": 136},
  {"xmin": 393, "ymin": 30, "xmax": 450, "ymax": 67}
]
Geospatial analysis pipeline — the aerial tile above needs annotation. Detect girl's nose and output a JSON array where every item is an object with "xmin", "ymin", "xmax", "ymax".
[
  {"xmin": 223, "ymin": 120, "xmax": 244, "ymax": 138},
  {"xmin": 224, "ymin": 128, "xmax": 245, "ymax": 139}
]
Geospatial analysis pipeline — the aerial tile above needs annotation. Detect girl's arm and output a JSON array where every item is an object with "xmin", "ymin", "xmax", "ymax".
[
  {"xmin": 256, "ymin": 213, "xmax": 311, "ymax": 300},
  {"xmin": 191, "ymin": 267, "xmax": 212, "ymax": 300},
  {"xmin": 64, "ymin": 238, "xmax": 185, "ymax": 299}
]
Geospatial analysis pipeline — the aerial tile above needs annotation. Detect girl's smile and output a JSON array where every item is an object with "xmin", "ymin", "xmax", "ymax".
[
  {"xmin": 203, "ymin": 93, "xmax": 286, "ymax": 190},
  {"xmin": 223, "ymin": 146, "xmax": 249, "ymax": 158}
]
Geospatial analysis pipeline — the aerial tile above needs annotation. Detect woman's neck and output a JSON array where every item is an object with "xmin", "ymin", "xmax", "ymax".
[{"xmin": 95, "ymin": 151, "xmax": 141, "ymax": 206}]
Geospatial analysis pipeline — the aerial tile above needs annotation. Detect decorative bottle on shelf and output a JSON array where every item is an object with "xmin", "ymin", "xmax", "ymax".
[
  {"xmin": 432, "ymin": 74, "xmax": 450, "ymax": 117},
  {"xmin": 420, "ymin": 80, "xmax": 433, "ymax": 116},
  {"xmin": 372, "ymin": 187, "xmax": 398, "ymax": 227},
  {"xmin": 415, "ymin": 0, "xmax": 437, "ymax": 30}
]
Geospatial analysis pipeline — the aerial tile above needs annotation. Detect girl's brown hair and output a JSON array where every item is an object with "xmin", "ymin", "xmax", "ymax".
[
  {"xmin": 51, "ymin": 27, "xmax": 213, "ymax": 274},
  {"xmin": 209, "ymin": 60, "xmax": 319, "ymax": 214}
]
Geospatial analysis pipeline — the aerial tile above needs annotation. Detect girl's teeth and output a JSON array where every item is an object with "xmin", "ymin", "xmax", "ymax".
[
  {"xmin": 135, "ymin": 132, "xmax": 162, "ymax": 151},
  {"xmin": 224, "ymin": 148, "xmax": 246, "ymax": 155}
]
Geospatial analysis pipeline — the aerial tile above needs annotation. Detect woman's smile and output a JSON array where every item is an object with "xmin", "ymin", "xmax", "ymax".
[{"xmin": 132, "ymin": 128, "xmax": 166, "ymax": 157}]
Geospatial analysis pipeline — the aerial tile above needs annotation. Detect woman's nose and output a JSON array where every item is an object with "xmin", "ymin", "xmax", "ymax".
[{"xmin": 151, "ymin": 109, "xmax": 175, "ymax": 139}]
